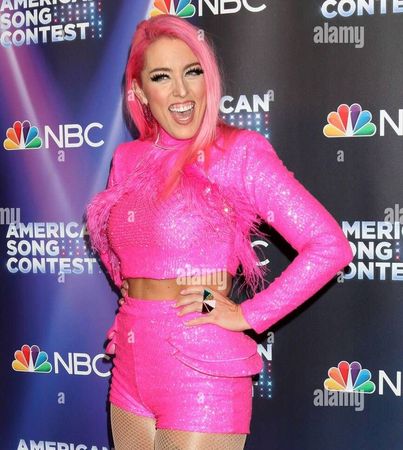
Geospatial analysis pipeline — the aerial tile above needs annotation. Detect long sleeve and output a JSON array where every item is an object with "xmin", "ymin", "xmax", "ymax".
[{"xmin": 238, "ymin": 131, "xmax": 354, "ymax": 334}]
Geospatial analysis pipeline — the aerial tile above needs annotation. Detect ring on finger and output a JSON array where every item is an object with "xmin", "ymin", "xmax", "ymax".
[{"xmin": 201, "ymin": 288, "xmax": 216, "ymax": 314}]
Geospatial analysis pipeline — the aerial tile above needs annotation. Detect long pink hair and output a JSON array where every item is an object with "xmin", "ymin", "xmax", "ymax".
[{"xmin": 124, "ymin": 14, "xmax": 240, "ymax": 200}]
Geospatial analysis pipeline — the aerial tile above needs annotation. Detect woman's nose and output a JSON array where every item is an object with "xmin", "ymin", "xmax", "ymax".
[{"xmin": 172, "ymin": 77, "xmax": 188, "ymax": 97}]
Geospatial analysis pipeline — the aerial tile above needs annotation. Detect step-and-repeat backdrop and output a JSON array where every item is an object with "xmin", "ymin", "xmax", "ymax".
[{"xmin": 1, "ymin": 1, "xmax": 402, "ymax": 449}]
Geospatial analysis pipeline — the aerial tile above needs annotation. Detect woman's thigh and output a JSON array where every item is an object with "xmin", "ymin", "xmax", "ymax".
[
  {"xmin": 110, "ymin": 403, "xmax": 156, "ymax": 450},
  {"xmin": 154, "ymin": 428, "xmax": 247, "ymax": 450}
]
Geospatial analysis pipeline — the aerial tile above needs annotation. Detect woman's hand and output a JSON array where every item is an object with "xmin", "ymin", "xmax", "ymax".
[
  {"xmin": 118, "ymin": 279, "xmax": 129, "ymax": 306},
  {"xmin": 174, "ymin": 286, "xmax": 252, "ymax": 332}
]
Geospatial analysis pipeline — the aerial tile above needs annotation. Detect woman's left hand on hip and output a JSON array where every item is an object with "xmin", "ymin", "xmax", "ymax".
[{"xmin": 174, "ymin": 286, "xmax": 252, "ymax": 332}]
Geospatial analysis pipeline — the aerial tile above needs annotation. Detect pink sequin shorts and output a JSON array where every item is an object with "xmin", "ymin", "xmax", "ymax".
[{"xmin": 106, "ymin": 294, "xmax": 263, "ymax": 434}]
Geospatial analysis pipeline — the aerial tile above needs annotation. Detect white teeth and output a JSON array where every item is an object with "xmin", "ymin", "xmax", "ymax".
[{"xmin": 169, "ymin": 103, "xmax": 194, "ymax": 113}]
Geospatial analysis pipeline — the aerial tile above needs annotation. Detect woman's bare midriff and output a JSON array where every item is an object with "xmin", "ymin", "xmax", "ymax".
[{"xmin": 127, "ymin": 271, "xmax": 233, "ymax": 300}]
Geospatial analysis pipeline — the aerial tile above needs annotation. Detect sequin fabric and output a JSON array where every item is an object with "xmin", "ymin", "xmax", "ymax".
[
  {"xmin": 108, "ymin": 294, "xmax": 255, "ymax": 434},
  {"xmin": 237, "ymin": 131, "xmax": 354, "ymax": 334},
  {"xmin": 86, "ymin": 125, "xmax": 268, "ymax": 293},
  {"xmin": 85, "ymin": 126, "xmax": 353, "ymax": 335},
  {"xmin": 106, "ymin": 139, "xmax": 240, "ymax": 281}
]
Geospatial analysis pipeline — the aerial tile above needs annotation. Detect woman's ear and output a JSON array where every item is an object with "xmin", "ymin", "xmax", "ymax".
[{"xmin": 132, "ymin": 79, "xmax": 148, "ymax": 105}]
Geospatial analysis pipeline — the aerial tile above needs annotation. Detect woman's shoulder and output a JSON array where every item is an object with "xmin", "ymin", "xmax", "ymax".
[
  {"xmin": 215, "ymin": 126, "xmax": 272, "ymax": 162},
  {"xmin": 109, "ymin": 138, "xmax": 151, "ymax": 184},
  {"xmin": 232, "ymin": 128, "xmax": 271, "ymax": 148}
]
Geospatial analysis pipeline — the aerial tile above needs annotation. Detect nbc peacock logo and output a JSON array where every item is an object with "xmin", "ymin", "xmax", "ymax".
[
  {"xmin": 323, "ymin": 103, "xmax": 377, "ymax": 138},
  {"xmin": 324, "ymin": 360, "xmax": 376, "ymax": 394},
  {"xmin": 4, "ymin": 120, "xmax": 42, "ymax": 150},
  {"xmin": 12, "ymin": 344, "xmax": 52, "ymax": 373},
  {"xmin": 149, "ymin": 0, "xmax": 196, "ymax": 18}
]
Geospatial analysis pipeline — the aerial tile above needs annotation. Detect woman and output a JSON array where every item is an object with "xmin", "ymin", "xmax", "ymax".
[{"xmin": 85, "ymin": 14, "xmax": 353, "ymax": 450}]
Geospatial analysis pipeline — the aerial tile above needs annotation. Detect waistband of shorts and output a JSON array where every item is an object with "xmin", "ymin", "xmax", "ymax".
[{"xmin": 119, "ymin": 295, "xmax": 202, "ymax": 326}]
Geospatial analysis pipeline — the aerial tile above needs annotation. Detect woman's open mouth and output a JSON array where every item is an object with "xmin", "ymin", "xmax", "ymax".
[{"xmin": 168, "ymin": 101, "xmax": 195, "ymax": 125}]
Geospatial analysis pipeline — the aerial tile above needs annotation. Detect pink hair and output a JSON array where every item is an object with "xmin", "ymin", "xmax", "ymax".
[{"xmin": 124, "ymin": 14, "xmax": 240, "ymax": 200}]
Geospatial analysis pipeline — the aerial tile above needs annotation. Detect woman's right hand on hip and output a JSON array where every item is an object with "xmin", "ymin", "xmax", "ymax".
[{"xmin": 118, "ymin": 279, "xmax": 129, "ymax": 305}]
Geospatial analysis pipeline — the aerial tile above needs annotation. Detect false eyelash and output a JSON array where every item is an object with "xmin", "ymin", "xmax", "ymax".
[
  {"xmin": 150, "ymin": 73, "xmax": 166, "ymax": 82},
  {"xmin": 189, "ymin": 67, "xmax": 204, "ymax": 75},
  {"xmin": 150, "ymin": 67, "xmax": 204, "ymax": 82}
]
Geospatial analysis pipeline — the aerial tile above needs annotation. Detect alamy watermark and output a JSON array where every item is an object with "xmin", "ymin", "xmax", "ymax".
[
  {"xmin": 314, "ymin": 22, "xmax": 365, "ymax": 48},
  {"xmin": 313, "ymin": 388, "xmax": 365, "ymax": 411},
  {"xmin": 176, "ymin": 264, "xmax": 228, "ymax": 292}
]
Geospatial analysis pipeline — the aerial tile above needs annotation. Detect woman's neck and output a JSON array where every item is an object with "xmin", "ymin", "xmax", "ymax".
[{"xmin": 154, "ymin": 125, "xmax": 194, "ymax": 150}]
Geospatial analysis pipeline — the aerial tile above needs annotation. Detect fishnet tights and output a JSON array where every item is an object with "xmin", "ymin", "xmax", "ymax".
[
  {"xmin": 110, "ymin": 403, "xmax": 247, "ymax": 450},
  {"xmin": 154, "ymin": 428, "xmax": 247, "ymax": 450},
  {"xmin": 111, "ymin": 403, "xmax": 156, "ymax": 449}
]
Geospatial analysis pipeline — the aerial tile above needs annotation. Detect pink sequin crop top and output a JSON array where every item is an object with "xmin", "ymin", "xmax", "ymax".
[
  {"xmin": 106, "ymin": 140, "xmax": 242, "ymax": 283},
  {"xmin": 86, "ymin": 125, "xmax": 353, "ymax": 334}
]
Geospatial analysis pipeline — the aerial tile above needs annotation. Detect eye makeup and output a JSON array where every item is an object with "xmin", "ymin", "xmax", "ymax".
[{"xmin": 150, "ymin": 65, "xmax": 204, "ymax": 82}]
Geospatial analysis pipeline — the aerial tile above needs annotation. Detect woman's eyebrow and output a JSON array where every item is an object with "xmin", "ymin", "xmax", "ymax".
[{"xmin": 148, "ymin": 61, "xmax": 200, "ymax": 74}]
